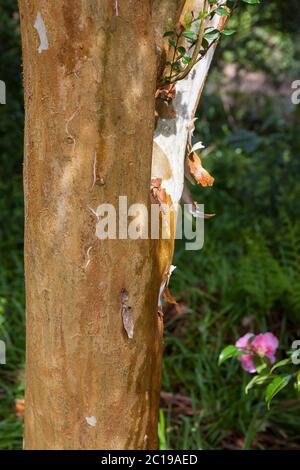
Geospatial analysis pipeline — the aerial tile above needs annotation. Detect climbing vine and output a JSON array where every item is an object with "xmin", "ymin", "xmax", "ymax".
[{"xmin": 159, "ymin": 0, "xmax": 260, "ymax": 88}]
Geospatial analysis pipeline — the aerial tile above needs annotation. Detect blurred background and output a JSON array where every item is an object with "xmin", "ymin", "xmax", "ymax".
[{"xmin": 1, "ymin": 0, "xmax": 300, "ymax": 450}]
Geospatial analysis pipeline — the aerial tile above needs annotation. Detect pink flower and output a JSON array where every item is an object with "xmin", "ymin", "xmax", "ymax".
[
  {"xmin": 252, "ymin": 332, "xmax": 279, "ymax": 364},
  {"xmin": 239, "ymin": 355, "xmax": 256, "ymax": 374},
  {"xmin": 235, "ymin": 332, "xmax": 256, "ymax": 373},
  {"xmin": 235, "ymin": 332, "xmax": 255, "ymax": 351},
  {"xmin": 235, "ymin": 331, "xmax": 279, "ymax": 373}
]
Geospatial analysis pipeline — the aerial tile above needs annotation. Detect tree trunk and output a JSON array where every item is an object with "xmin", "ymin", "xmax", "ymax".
[
  {"xmin": 19, "ymin": 0, "xmax": 225, "ymax": 450},
  {"xmin": 19, "ymin": 0, "xmax": 162, "ymax": 450}
]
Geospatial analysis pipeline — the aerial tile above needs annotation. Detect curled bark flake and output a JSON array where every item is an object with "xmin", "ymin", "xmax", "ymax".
[
  {"xmin": 186, "ymin": 151, "xmax": 214, "ymax": 187},
  {"xmin": 181, "ymin": 182, "xmax": 215, "ymax": 219},
  {"xmin": 163, "ymin": 287, "xmax": 177, "ymax": 305},
  {"xmin": 15, "ymin": 399, "xmax": 25, "ymax": 418},
  {"xmin": 151, "ymin": 178, "xmax": 173, "ymax": 213}
]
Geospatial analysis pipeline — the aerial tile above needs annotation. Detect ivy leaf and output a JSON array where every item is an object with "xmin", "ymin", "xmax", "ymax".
[
  {"xmin": 265, "ymin": 375, "xmax": 291, "ymax": 409},
  {"xmin": 218, "ymin": 345, "xmax": 243, "ymax": 366}
]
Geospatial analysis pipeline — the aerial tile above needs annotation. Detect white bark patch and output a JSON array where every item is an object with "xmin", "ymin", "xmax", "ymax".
[
  {"xmin": 152, "ymin": 4, "xmax": 221, "ymax": 208},
  {"xmin": 85, "ymin": 416, "xmax": 97, "ymax": 427},
  {"xmin": 34, "ymin": 12, "xmax": 49, "ymax": 54}
]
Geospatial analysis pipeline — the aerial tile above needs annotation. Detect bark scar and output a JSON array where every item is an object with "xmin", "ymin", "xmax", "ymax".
[
  {"xmin": 65, "ymin": 108, "xmax": 79, "ymax": 156},
  {"xmin": 91, "ymin": 151, "xmax": 105, "ymax": 189},
  {"xmin": 120, "ymin": 288, "xmax": 134, "ymax": 339}
]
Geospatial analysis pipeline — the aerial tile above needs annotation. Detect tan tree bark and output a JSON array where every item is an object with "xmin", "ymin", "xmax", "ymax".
[{"xmin": 19, "ymin": 0, "xmax": 226, "ymax": 450}]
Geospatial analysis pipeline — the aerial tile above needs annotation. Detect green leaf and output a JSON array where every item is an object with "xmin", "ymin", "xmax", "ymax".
[
  {"xmin": 184, "ymin": 12, "xmax": 193, "ymax": 27},
  {"xmin": 245, "ymin": 374, "xmax": 270, "ymax": 395},
  {"xmin": 242, "ymin": 0, "xmax": 260, "ymax": 4},
  {"xmin": 296, "ymin": 372, "xmax": 300, "ymax": 393},
  {"xmin": 177, "ymin": 46, "xmax": 186, "ymax": 55},
  {"xmin": 218, "ymin": 345, "xmax": 243, "ymax": 366},
  {"xmin": 173, "ymin": 62, "xmax": 181, "ymax": 72},
  {"xmin": 163, "ymin": 31, "xmax": 176, "ymax": 38},
  {"xmin": 220, "ymin": 29, "xmax": 236, "ymax": 36},
  {"xmin": 270, "ymin": 358, "xmax": 292, "ymax": 373},
  {"xmin": 182, "ymin": 30, "xmax": 197, "ymax": 41},
  {"xmin": 215, "ymin": 6, "xmax": 230, "ymax": 17},
  {"xmin": 199, "ymin": 11, "xmax": 208, "ymax": 20},
  {"xmin": 253, "ymin": 356, "xmax": 270, "ymax": 374},
  {"xmin": 204, "ymin": 29, "xmax": 220, "ymax": 41},
  {"xmin": 265, "ymin": 375, "xmax": 291, "ymax": 409},
  {"xmin": 168, "ymin": 39, "xmax": 177, "ymax": 47},
  {"xmin": 182, "ymin": 55, "xmax": 191, "ymax": 64},
  {"xmin": 201, "ymin": 38, "xmax": 209, "ymax": 50}
]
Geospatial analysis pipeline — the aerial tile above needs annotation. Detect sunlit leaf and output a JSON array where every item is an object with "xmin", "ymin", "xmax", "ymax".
[
  {"xmin": 218, "ymin": 345, "xmax": 243, "ymax": 366},
  {"xmin": 265, "ymin": 375, "xmax": 291, "ymax": 409}
]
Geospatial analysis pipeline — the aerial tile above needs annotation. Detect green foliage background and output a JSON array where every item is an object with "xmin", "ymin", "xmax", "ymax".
[{"xmin": 1, "ymin": 0, "xmax": 300, "ymax": 450}]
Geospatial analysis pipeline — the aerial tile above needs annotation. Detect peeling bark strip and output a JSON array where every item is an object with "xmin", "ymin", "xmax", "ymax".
[
  {"xmin": 19, "ymin": 0, "xmax": 162, "ymax": 450},
  {"xmin": 113, "ymin": 0, "xmax": 119, "ymax": 16},
  {"xmin": 151, "ymin": 0, "xmax": 226, "ymax": 292}
]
